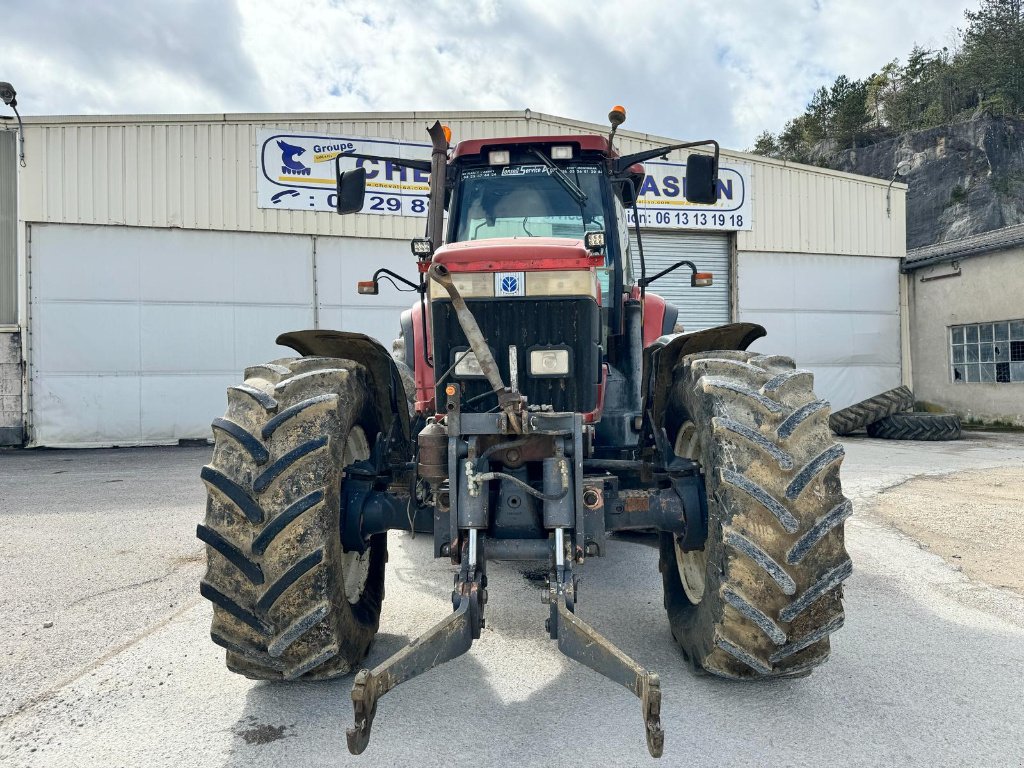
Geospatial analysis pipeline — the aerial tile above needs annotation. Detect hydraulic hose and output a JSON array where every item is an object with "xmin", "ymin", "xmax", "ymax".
[{"xmin": 473, "ymin": 470, "xmax": 568, "ymax": 502}]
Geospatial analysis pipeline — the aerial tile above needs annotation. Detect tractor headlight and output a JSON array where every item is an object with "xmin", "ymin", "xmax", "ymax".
[
  {"xmin": 430, "ymin": 270, "xmax": 595, "ymax": 299},
  {"xmin": 524, "ymin": 270, "xmax": 597, "ymax": 298},
  {"xmin": 429, "ymin": 271, "xmax": 495, "ymax": 299},
  {"xmin": 529, "ymin": 347, "xmax": 571, "ymax": 377},
  {"xmin": 453, "ymin": 349, "xmax": 486, "ymax": 378}
]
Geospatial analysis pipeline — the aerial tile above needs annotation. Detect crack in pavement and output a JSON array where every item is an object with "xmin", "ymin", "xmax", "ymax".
[{"xmin": 0, "ymin": 598, "xmax": 203, "ymax": 728}]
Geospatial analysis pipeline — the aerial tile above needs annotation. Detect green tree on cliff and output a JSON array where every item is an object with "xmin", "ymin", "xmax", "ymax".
[{"xmin": 750, "ymin": 0, "xmax": 1024, "ymax": 161}]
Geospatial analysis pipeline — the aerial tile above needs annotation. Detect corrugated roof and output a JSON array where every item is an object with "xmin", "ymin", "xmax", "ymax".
[
  {"xmin": 20, "ymin": 108, "xmax": 906, "ymax": 189},
  {"xmin": 903, "ymin": 222, "xmax": 1024, "ymax": 271}
]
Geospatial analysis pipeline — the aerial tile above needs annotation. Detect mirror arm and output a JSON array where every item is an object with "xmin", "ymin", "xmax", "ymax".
[
  {"xmin": 622, "ymin": 177, "xmax": 647, "ymax": 301},
  {"xmin": 339, "ymin": 152, "xmax": 432, "ymax": 173},
  {"xmin": 370, "ymin": 268, "xmax": 424, "ymax": 293},
  {"xmin": 614, "ymin": 140, "xmax": 719, "ymax": 175},
  {"xmin": 638, "ymin": 260, "xmax": 697, "ymax": 289}
]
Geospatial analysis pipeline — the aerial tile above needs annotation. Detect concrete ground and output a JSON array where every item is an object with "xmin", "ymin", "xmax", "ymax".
[{"xmin": 1, "ymin": 432, "xmax": 1023, "ymax": 768}]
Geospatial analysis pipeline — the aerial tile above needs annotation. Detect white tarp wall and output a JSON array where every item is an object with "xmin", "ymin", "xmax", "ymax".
[
  {"xmin": 29, "ymin": 224, "xmax": 416, "ymax": 446},
  {"xmin": 737, "ymin": 252, "xmax": 901, "ymax": 411}
]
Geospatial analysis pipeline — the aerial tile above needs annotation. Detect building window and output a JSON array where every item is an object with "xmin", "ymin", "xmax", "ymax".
[{"xmin": 951, "ymin": 320, "xmax": 1024, "ymax": 383}]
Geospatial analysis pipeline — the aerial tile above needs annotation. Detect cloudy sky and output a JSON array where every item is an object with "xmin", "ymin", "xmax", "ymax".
[{"xmin": 0, "ymin": 0, "xmax": 976, "ymax": 149}]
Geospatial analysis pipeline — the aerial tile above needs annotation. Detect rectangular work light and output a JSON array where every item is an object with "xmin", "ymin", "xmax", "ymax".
[{"xmin": 411, "ymin": 238, "xmax": 434, "ymax": 257}]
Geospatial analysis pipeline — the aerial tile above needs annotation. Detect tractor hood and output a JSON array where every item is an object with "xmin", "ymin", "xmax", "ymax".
[{"xmin": 432, "ymin": 237, "xmax": 604, "ymax": 273}]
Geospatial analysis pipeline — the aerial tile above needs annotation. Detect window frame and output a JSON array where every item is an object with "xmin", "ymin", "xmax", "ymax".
[{"xmin": 949, "ymin": 319, "xmax": 1024, "ymax": 384}]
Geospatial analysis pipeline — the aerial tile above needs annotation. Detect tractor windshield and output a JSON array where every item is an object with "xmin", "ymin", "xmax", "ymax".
[{"xmin": 452, "ymin": 164, "xmax": 606, "ymax": 242}]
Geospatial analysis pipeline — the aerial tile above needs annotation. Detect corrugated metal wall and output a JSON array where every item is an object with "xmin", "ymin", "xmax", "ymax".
[
  {"xmin": 736, "ymin": 161, "xmax": 906, "ymax": 258},
  {"xmin": 17, "ymin": 111, "xmax": 906, "ymax": 259},
  {"xmin": 0, "ymin": 130, "xmax": 16, "ymax": 325}
]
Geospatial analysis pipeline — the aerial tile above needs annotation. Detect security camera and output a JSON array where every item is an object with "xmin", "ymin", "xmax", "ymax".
[{"xmin": 0, "ymin": 82, "xmax": 17, "ymax": 108}]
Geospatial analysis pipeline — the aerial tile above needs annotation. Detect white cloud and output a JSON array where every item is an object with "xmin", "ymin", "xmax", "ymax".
[
  {"xmin": 0, "ymin": 0, "xmax": 263, "ymax": 115},
  {"xmin": 0, "ymin": 0, "xmax": 977, "ymax": 148}
]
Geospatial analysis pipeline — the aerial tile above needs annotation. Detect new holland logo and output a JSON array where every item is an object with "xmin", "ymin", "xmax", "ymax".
[{"xmin": 495, "ymin": 272, "xmax": 525, "ymax": 296}]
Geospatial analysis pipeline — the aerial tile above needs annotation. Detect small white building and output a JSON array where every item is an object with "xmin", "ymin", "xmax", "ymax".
[
  {"xmin": 0, "ymin": 110, "xmax": 907, "ymax": 447},
  {"xmin": 904, "ymin": 223, "xmax": 1024, "ymax": 426}
]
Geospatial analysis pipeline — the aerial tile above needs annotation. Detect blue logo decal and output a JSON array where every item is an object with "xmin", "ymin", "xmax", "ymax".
[
  {"xmin": 277, "ymin": 140, "xmax": 310, "ymax": 175},
  {"xmin": 271, "ymin": 189, "xmax": 301, "ymax": 204},
  {"xmin": 501, "ymin": 275, "xmax": 519, "ymax": 294}
]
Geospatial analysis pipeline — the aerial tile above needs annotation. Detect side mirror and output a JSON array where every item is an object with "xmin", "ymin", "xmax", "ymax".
[
  {"xmin": 685, "ymin": 154, "xmax": 718, "ymax": 205},
  {"xmin": 618, "ymin": 163, "xmax": 646, "ymax": 206},
  {"xmin": 335, "ymin": 161, "xmax": 367, "ymax": 214}
]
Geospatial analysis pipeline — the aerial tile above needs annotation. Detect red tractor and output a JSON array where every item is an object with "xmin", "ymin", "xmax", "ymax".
[{"xmin": 198, "ymin": 109, "xmax": 851, "ymax": 758}]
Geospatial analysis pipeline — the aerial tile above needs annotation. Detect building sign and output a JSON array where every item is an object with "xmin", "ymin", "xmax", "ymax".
[
  {"xmin": 627, "ymin": 159, "xmax": 752, "ymax": 231},
  {"xmin": 257, "ymin": 130, "xmax": 752, "ymax": 231},
  {"xmin": 257, "ymin": 129, "xmax": 431, "ymax": 216}
]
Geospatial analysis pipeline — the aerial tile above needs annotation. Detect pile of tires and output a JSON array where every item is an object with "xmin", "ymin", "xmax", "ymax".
[{"xmin": 828, "ymin": 386, "xmax": 961, "ymax": 441}]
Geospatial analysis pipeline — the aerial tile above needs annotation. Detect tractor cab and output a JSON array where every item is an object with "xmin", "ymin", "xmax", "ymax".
[
  {"xmin": 445, "ymin": 135, "xmax": 625, "ymax": 309},
  {"xmin": 338, "ymin": 124, "xmax": 721, "ymax": 445}
]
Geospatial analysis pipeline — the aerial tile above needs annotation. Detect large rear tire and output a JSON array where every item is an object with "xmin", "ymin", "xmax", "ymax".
[
  {"xmin": 866, "ymin": 412, "xmax": 962, "ymax": 441},
  {"xmin": 828, "ymin": 385, "xmax": 914, "ymax": 436},
  {"xmin": 198, "ymin": 357, "xmax": 386, "ymax": 681},
  {"xmin": 660, "ymin": 351, "xmax": 852, "ymax": 678}
]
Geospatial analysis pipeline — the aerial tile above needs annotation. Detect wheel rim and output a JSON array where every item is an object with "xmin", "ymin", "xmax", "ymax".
[
  {"xmin": 673, "ymin": 421, "xmax": 706, "ymax": 604},
  {"xmin": 341, "ymin": 426, "xmax": 372, "ymax": 605}
]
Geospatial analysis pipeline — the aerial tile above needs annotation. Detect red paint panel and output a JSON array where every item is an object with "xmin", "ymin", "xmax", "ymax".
[
  {"xmin": 409, "ymin": 300, "xmax": 436, "ymax": 414},
  {"xmin": 629, "ymin": 286, "xmax": 670, "ymax": 347},
  {"xmin": 433, "ymin": 238, "xmax": 603, "ymax": 272}
]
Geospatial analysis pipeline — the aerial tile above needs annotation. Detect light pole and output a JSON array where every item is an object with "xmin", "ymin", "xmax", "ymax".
[
  {"xmin": 886, "ymin": 160, "xmax": 911, "ymax": 218},
  {"xmin": 0, "ymin": 82, "xmax": 25, "ymax": 167}
]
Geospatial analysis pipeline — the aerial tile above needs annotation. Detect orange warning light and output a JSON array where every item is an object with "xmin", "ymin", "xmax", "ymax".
[
  {"xmin": 445, "ymin": 384, "xmax": 457, "ymax": 397},
  {"xmin": 442, "ymin": 125, "xmax": 452, "ymax": 144}
]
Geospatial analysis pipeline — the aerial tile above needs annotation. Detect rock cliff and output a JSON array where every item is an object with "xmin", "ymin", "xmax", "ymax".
[{"xmin": 829, "ymin": 116, "xmax": 1024, "ymax": 248}]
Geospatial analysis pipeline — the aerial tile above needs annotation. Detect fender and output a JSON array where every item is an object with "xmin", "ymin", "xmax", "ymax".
[
  {"xmin": 641, "ymin": 322, "xmax": 767, "ymax": 438},
  {"xmin": 404, "ymin": 302, "xmax": 437, "ymax": 414},
  {"xmin": 276, "ymin": 330, "xmax": 412, "ymax": 455},
  {"xmin": 628, "ymin": 287, "xmax": 681, "ymax": 346}
]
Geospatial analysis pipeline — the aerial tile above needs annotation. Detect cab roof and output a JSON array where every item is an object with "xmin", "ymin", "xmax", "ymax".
[{"xmin": 451, "ymin": 134, "xmax": 615, "ymax": 159}]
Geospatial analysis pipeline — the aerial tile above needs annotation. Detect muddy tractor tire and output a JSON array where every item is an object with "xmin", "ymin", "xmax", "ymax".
[
  {"xmin": 198, "ymin": 357, "xmax": 387, "ymax": 681},
  {"xmin": 828, "ymin": 385, "xmax": 914, "ymax": 436},
  {"xmin": 660, "ymin": 351, "xmax": 852, "ymax": 679},
  {"xmin": 390, "ymin": 332, "xmax": 417, "ymax": 418},
  {"xmin": 866, "ymin": 412, "xmax": 962, "ymax": 441}
]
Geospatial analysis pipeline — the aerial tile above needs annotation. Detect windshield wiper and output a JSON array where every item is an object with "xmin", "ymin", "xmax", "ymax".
[{"xmin": 528, "ymin": 148, "xmax": 588, "ymax": 206}]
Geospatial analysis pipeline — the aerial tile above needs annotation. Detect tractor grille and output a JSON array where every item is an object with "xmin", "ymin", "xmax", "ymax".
[{"xmin": 432, "ymin": 297, "xmax": 601, "ymax": 414}]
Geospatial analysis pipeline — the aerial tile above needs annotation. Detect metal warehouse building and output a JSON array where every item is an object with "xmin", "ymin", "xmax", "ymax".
[{"xmin": 0, "ymin": 110, "xmax": 907, "ymax": 447}]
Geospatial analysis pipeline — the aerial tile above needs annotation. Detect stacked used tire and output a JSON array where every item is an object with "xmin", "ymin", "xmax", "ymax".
[{"xmin": 828, "ymin": 386, "xmax": 962, "ymax": 441}]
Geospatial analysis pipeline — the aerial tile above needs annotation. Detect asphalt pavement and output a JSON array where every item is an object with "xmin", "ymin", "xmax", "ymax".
[{"xmin": 1, "ymin": 432, "xmax": 1023, "ymax": 767}]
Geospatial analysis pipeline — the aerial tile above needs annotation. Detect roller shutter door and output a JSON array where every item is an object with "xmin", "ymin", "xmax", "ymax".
[{"xmin": 630, "ymin": 231, "xmax": 730, "ymax": 331}]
